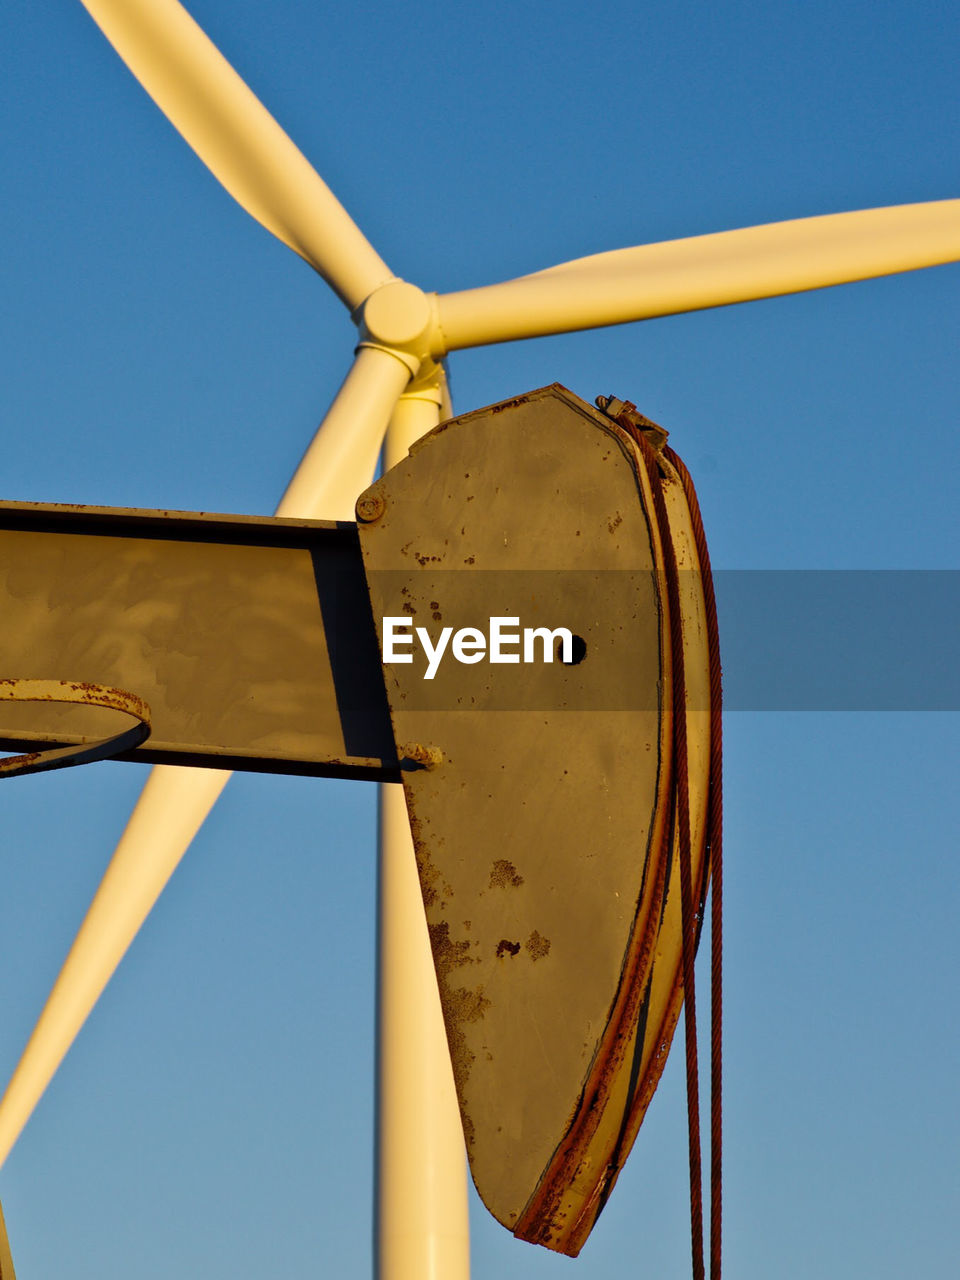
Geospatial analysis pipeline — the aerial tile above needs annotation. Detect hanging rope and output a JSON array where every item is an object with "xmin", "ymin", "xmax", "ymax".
[
  {"xmin": 668, "ymin": 448, "xmax": 723, "ymax": 1280},
  {"xmin": 603, "ymin": 399, "xmax": 722, "ymax": 1280}
]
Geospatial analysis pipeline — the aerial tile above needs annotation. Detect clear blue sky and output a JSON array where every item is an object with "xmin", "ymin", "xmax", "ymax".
[{"xmin": 0, "ymin": 1, "xmax": 957, "ymax": 1276}]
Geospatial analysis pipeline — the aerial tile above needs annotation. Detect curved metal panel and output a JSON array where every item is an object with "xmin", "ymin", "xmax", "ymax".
[{"xmin": 358, "ymin": 386, "xmax": 714, "ymax": 1251}]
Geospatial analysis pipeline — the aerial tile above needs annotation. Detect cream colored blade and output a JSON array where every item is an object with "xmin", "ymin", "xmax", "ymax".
[
  {"xmin": 276, "ymin": 347, "xmax": 412, "ymax": 519},
  {"xmin": 80, "ymin": 0, "xmax": 392, "ymax": 310},
  {"xmin": 434, "ymin": 199, "xmax": 960, "ymax": 351},
  {"xmin": 0, "ymin": 765, "xmax": 230, "ymax": 1170},
  {"xmin": 0, "ymin": 347, "xmax": 411, "ymax": 1168}
]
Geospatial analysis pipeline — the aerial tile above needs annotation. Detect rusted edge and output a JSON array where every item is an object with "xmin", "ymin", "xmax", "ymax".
[
  {"xmin": 559, "ymin": 443, "xmax": 715, "ymax": 1256},
  {"xmin": 510, "ymin": 420, "xmax": 677, "ymax": 1254}
]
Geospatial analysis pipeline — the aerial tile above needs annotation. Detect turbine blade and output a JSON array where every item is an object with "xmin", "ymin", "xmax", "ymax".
[
  {"xmin": 80, "ymin": 0, "xmax": 392, "ymax": 310},
  {"xmin": 276, "ymin": 347, "xmax": 414, "ymax": 520},
  {"xmin": 0, "ymin": 348, "xmax": 411, "ymax": 1167},
  {"xmin": 0, "ymin": 765, "xmax": 229, "ymax": 1170},
  {"xmin": 433, "ymin": 200, "xmax": 960, "ymax": 351}
]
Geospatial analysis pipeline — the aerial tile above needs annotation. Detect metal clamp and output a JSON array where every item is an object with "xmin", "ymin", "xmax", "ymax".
[{"xmin": 0, "ymin": 680, "xmax": 151, "ymax": 779}]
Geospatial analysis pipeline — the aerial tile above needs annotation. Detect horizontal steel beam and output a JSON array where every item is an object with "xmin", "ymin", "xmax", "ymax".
[{"xmin": 0, "ymin": 502, "xmax": 397, "ymax": 779}]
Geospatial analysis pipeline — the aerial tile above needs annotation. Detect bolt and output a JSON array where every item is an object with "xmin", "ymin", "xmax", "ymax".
[
  {"xmin": 596, "ymin": 393, "xmax": 626, "ymax": 417},
  {"xmin": 401, "ymin": 742, "xmax": 444, "ymax": 771},
  {"xmin": 356, "ymin": 493, "xmax": 385, "ymax": 523}
]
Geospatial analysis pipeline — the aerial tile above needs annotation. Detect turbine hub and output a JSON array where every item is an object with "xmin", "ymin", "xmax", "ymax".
[{"xmin": 359, "ymin": 279, "xmax": 434, "ymax": 350}]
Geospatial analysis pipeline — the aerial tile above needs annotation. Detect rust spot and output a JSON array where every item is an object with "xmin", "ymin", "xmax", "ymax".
[
  {"xmin": 489, "ymin": 859, "xmax": 524, "ymax": 889},
  {"xmin": 430, "ymin": 600, "xmax": 440, "ymax": 610},
  {"xmin": 436, "ymin": 982, "xmax": 491, "ymax": 1103},
  {"xmin": 496, "ymin": 939, "xmax": 521, "ymax": 958},
  {"xmin": 408, "ymin": 813, "xmax": 452, "ymax": 908},
  {"xmin": 2, "ymin": 750, "xmax": 41, "ymax": 768},
  {"xmin": 608, "ymin": 513, "xmax": 623, "ymax": 534},
  {"xmin": 526, "ymin": 930, "xmax": 551, "ymax": 961},
  {"xmin": 432, "ymin": 611, "xmax": 442, "ymax": 621},
  {"xmin": 460, "ymin": 1108, "xmax": 476, "ymax": 1150},
  {"xmin": 429, "ymin": 920, "xmax": 476, "ymax": 978},
  {"xmin": 490, "ymin": 397, "xmax": 523, "ymax": 414},
  {"xmin": 464, "ymin": 555, "xmax": 475, "ymax": 565},
  {"xmin": 448, "ymin": 985, "xmax": 489, "ymax": 1020}
]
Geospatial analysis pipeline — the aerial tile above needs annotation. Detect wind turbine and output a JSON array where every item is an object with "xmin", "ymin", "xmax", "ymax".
[{"xmin": 0, "ymin": 2, "xmax": 957, "ymax": 1278}]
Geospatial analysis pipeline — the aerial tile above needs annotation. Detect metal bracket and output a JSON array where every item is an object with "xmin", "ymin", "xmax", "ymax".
[{"xmin": 0, "ymin": 680, "xmax": 150, "ymax": 777}]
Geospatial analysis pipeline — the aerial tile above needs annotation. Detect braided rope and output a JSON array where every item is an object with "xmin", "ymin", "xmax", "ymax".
[
  {"xmin": 606, "ymin": 400, "xmax": 722, "ymax": 1280},
  {"xmin": 636, "ymin": 435, "xmax": 705, "ymax": 1280},
  {"xmin": 667, "ymin": 448, "xmax": 723, "ymax": 1280}
]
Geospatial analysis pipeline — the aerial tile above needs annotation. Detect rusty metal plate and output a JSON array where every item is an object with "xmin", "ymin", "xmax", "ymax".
[
  {"xmin": 358, "ymin": 385, "xmax": 714, "ymax": 1252},
  {"xmin": 0, "ymin": 1196, "xmax": 14, "ymax": 1280},
  {"xmin": 0, "ymin": 504, "xmax": 395, "ymax": 778}
]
